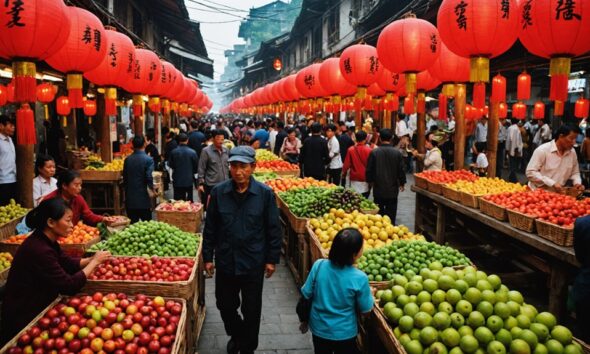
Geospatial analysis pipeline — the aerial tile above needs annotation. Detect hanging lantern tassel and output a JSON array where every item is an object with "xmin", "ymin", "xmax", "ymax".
[
  {"xmin": 105, "ymin": 87, "xmax": 118, "ymax": 116},
  {"xmin": 554, "ymin": 100, "xmax": 564, "ymax": 116},
  {"xmin": 356, "ymin": 86, "xmax": 368, "ymax": 101},
  {"xmin": 363, "ymin": 96, "xmax": 373, "ymax": 111},
  {"xmin": 490, "ymin": 74, "xmax": 506, "ymax": 104},
  {"xmin": 470, "ymin": 57, "xmax": 490, "ymax": 83},
  {"xmin": 575, "ymin": 98, "xmax": 589, "ymax": 119},
  {"xmin": 149, "ymin": 97, "xmax": 161, "ymax": 114},
  {"xmin": 16, "ymin": 103, "xmax": 36, "ymax": 145},
  {"xmin": 132, "ymin": 95, "xmax": 144, "ymax": 118},
  {"xmin": 533, "ymin": 101, "xmax": 545, "ymax": 120},
  {"xmin": 12, "ymin": 61, "xmax": 37, "ymax": 102},
  {"xmin": 442, "ymin": 84, "xmax": 456, "ymax": 98},
  {"xmin": 499, "ymin": 102, "xmax": 508, "ymax": 119},
  {"xmin": 517, "ymin": 72, "xmax": 531, "ymax": 101},
  {"xmin": 473, "ymin": 82, "xmax": 486, "ymax": 109},
  {"xmin": 67, "ymin": 74, "xmax": 84, "ymax": 108},
  {"xmin": 404, "ymin": 94, "xmax": 415, "ymax": 114},
  {"xmin": 405, "ymin": 73, "xmax": 417, "ymax": 95},
  {"xmin": 512, "ymin": 102, "xmax": 527, "ymax": 119},
  {"xmin": 162, "ymin": 99, "xmax": 170, "ymax": 115},
  {"xmin": 549, "ymin": 58, "xmax": 570, "ymax": 102},
  {"xmin": 391, "ymin": 94, "xmax": 399, "ymax": 111},
  {"xmin": 416, "ymin": 93, "xmax": 426, "ymax": 114},
  {"xmin": 439, "ymin": 93, "xmax": 448, "ymax": 121}
]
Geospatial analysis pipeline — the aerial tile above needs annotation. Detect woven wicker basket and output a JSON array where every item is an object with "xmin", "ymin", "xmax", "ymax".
[
  {"xmin": 0, "ymin": 235, "xmax": 101, "ymax": 257},
  {"xmin": 460, "ymin": 192, "xmax": 481, "ymax": 209},
  {"xmin": 0, "ymin": 267, "xmax": 9, "ymax": 282},
  {"xmin": 442, "ymin": 185, "xmax": 461, "ymax": 202},
  {"xmin": 155, "ymin": 206, "xmax": 203, "ymax": 233},
  {"xmin": 535, "ymin": 219, "xmax": 574, "ymax": 247},
  {"xmin": 361, "ymin": 208, "xmax": 380, "ymax": 215},
  {"xmin": 306, "ymin": 222, "xmax": 328, "ymax": 263},
  {"xmin": 78, "ymin": 169, "xmax": 122, "ymax": 181},
  {"xmin": 507, "ymin": 209, "xmax": 537, "ymax": 233},
  {"xmin": 0, "ymin": 216, "xmax": 24, "ymax": 240},
  {"xmin": 372, "ymin": 305, "xmax": 405, "ymax": 354},
  {"xmin": 479, "ymin": 198, "xmax": 507, "ymax": 221},
  {"xmin": 414, "ymin": 175, "xmax": 428, "ymax": 189},
  {"xmin": 427, "ymin": 180, "xmax": 443, "ymax": 194},
  {"xmin": 275, "ymin": 170, "xmax": 300, "ymax": 177}
]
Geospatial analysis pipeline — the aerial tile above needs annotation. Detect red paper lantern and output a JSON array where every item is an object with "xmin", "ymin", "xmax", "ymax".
[
  {"xmin": 438, "ymin": 0, "xmax": 519, "ymax": 83},
  {"xmin": 319, "ymin": 58, "xmax": 357, "ymax": 97},
  {"xmin": 517, "ymin": 72, "xmax": 531, "ymax": 101},
  {"xmin": 122, "ymin": 49, "xmax": 162, "ymax": 96},
  {"xmin": 499, "ymin": 102, "xmax": 508, "ymax": 118},
  {"xmin": 490, "ymin": 74, "xmax": 507, "ymax": 103},
  {"xmin": 377, "ymin": 17, "xmax": 440, "ymax": 95},
  {"xmin": 428, "ymin": 42, "xmax": 470, "ymax": 87},
  {"xmin": 46, "ymin": 7, "xmax": 107, "ymax": 108},
  {"xmin": 368, "ymin": 82, "xmax": 386, "ymax": 97},
  {"xmin": 512, "ymin": 102, "xmax": 527, "ymax": 119},
  {"xmin": 518, "ymin": 0, "xmax": 590, "ymax": 102},
  {"xmin": 533, "ymin": 101, "xmax": 545, "ymax": 119},
  {"xmin": 296, "ymin": 64, "xmax": 327, "ymax": 99},
  {"xmin": 0, "ymin": 0, "xmax": 71, "ymax": 102},
  {"xmin": 6, "ymin": 83, "xmax": 14, "ymax": 103},
  {"xmin": 575, "ymin": 98, "xmax": 589, "ymax": 119},
  {"xmin": 280, "ymin": 74, "xmax": 301, "ymax": 102},
  {"xmin": 0, "ymin": 85, "xmax": 6, "ymax": 106},
  {"xmin": 84, "ymin": 99, "xmax": 97, "ymax": 116},
  {"xmin": 416, "ymin": 71, "xmax": 441, "ymax": 92},
  {"xmin": 376, "ymin": 67, "xmax": 405, "ymax": 93},
  {"xmin": 439, "ymin": 94, "xmax": 448, "ymax": 120},
  {"xmin": 404, "ymin": 95, "xmax": 415, "ymax": 114},
  {"xmin": 169, "ymin": 70, "xmax": 186, "ymax": 103},
  {"xmin": 36, "ymin": 83, "xmax": 57, "ymax": 103},
  {"xmin": 339, "ymin": 44, "xmax": 382, "ymax": 99},
  {"xmin": 56, "ymin": 96, "xmax": 71, "ymax": 116},
  {"xmin": 472, "ymin": 82, "xmax": 486, "ymax": 109}
]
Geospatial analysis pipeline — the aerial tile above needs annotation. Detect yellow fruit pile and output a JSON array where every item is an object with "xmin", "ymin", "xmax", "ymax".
[
  {"xmin": 0, "ymin": 252, "xmax": 13, "ymax": 272},
  {"xmin": 309, "ymin": 209, "xmax": 425, "ymax": 252},
  {"xmin": 255, "ymin": 149, "xmax": 281, "ymax": 161},
  {"xmin": 447, "ymin": 177, "xmax": 527, "ymax": 195},
  {"xmin": 85, "ymin": 159, "xmax": 124, "ymax": 171},
  {"xmin": 0, "ymin": 199, "xmax": 28, "ymax": 224}
]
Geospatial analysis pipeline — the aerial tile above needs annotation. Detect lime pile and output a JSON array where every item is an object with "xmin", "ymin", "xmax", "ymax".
[
  {"xmin": 0, "ymin": 199, "xmax": 28, "ymax": 224},
  {"xmin": 376, "ymin": 264, "xmax": 582, "ymax": 354},
  {"xmin": 280, "ymin": 187, "xmax": 377, "ymax": 218},
  {"xmin": 90, "ymin": 221, "xmax": 200, "ymax": 257},
  {"xmin": 358, "ymin": 242, "xmax": 470, "ymax": 281}
]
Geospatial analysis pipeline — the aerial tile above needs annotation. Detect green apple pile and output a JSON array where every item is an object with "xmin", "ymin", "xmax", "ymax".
[
  {"xmin": 358, "ymin": 242, "xmax": 471, "ymax": 282},
  {"xmin": 376, "ymin": 264, "xmax": 583, "ymax": 354},
  {"xmin": 0, "ymin": 199, "xmax": 28, "ymax": 224},
  {"xmin": 90, "ymin": 221, "xmax": 199, "ymax": 257},
  {"xmin": 280, "ymin": 186, "xmax": 377, "ymax": 218}
]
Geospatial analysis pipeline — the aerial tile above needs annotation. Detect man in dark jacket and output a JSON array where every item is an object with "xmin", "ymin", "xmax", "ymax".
[
  {"xmin": 337, "ymin": 121, "xmax": 354, "ymax": 185},
  {"xmin": 188, "ymin": 120, "xmax": 206, "ymax": 157},
  {"xmin": 300, "ymin": 123, "xmax": 329, "ymax": 180},
  {"xmin": 573, "ymin": 215, "xmax": 590, "ymax": 342},
  {"xmin": 123, "ymin": 135, "xmax": 155, "ymax": 223},
  {"xmin": 366, "ymin": 128, "xmax": 406, "ymax": 224},
  {"xmin": 169, "ymin": 133, "xmax": 199, "ymax": 202},
  {"xmin": 203, "ymin": 146, "xmax": 282, "ymax": 354},
  {"xmin": 273, "ymin": 121, "xmax": 288, "ymax": 156}
]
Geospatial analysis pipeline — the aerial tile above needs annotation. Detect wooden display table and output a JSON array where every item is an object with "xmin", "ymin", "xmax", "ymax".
[
  {"xmin": 412, "ymin": 185, "xmax": 579, "ymax": 319},
  {"xmin": 79, "ymin": 171, "xmax": 123, "ymax": 215}
]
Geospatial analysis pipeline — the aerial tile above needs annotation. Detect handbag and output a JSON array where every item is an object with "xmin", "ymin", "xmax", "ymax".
[{"xmin": 296, "ymin": 260, "xmax": 325, "ymax": 323}]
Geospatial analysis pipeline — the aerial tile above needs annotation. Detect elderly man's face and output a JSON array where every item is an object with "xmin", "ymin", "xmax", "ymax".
[{"xmin": 230, "ymin": 162, "xmax": 255, "ymax": 184}]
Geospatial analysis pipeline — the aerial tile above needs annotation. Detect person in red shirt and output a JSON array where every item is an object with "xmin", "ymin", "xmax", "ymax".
[
  {"xmin": 43, "ymin": 170, "xmax": 117, "ymax": 226},
  {"xmin": 342, "ymin": 130, "xmax": 372, "ymax": 198},
  {"xmin": 1, "ymin": 198, "xmax": 110, "ymax": 344}
]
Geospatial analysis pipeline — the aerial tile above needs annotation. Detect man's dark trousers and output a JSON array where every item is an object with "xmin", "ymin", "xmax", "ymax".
[
  {"xmin": 173, "ymin": 186, "xmax": 193, "ymax": 202},
  {"xmin": 216, "ymin": 270, "xmax": 265, "ymax": 352},
  {"xmin": 126, "ymin": 208, "xmax": 152, "ymax": 223},
  {"xmin": 375, "ymin": 197, "xmax": 398, "ymax": 224},
  {"xmin": 0, "ymin": 183, "xmax": 17, "ymax": 206}
]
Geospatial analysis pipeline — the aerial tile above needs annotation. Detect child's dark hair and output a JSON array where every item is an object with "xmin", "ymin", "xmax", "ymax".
[
  {"xmin": 26, "ymin": 198, "xmax": 71, "ymax": 230},
  {"xmin": 57, "ymin": 170, "xmax": 81, "ymax": 190},
  {"xmin": 475, "ymin": 142, "xmax": 486, "ymax": 153},
  {"xmin": 34, "ymin": 154, "xmax": 54, "ymax": 176},
  {"xmin": 328, "ymin": 228, "xmax": 364, "ymax": 267}
]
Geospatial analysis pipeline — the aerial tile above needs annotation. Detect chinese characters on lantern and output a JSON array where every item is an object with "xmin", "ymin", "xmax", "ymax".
[
  {"xmin": 304, "ymin": 74, "xmax": 314, "ymax": 89},
  {"xmin": 454, "ymin": 0, "xmax": 468, "ymax": 30},
  {"xmin": 81, "ymin": 25, "xmax": 103, "ymax": 51},
  {"xmin": 522, "ymin": 0, "xmax": 533, "ymax": 29},
  {"xmin": 343, "ymin": 58, "xmax": 352, "ymax": 74},
  {"xmin": 501, "ymin": 0, "xmax": 510, "ymax": 19},
  {"xmin": 369, "ymin": 56, "xmax": 379, "ymax": 75},
  {"xmin": 108, "ymin": 43, "xmax": 118, "ymax": 67},
  {"xmin": 5, "ymin": 0, "xmax": 25, "ymax": 28},
  {"xmin": 556, "ymin": 0, "xmax": 581, "ymax": 21},
  {"xmin": 430, "ymin": 34, "xmax": 438, "ymax": 53},
  {"xmin": 127, "ymin": 53, "xmax": 134, "ymax": 74}
]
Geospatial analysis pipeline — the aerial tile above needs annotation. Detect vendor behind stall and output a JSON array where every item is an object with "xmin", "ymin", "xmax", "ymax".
[
  {"xmin": 33, "ymin": 154, "xmax": 57, "ymax": 207},
  {"xmin": 526, "ymin": 125, "xmax": 584, "ymax": 192},
  {"xmin": 0, "ymin": 198, "xmax": 110, "ymax": 344},
  {"xmin": 43, "ymin": 170, "xmax": 117, "ymax": 226}
]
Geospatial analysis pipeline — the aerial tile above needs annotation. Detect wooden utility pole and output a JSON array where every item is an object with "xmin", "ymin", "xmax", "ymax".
[
  {"xmin": 454, "ymin": 84, "xmax": 467, "ymax": 170},
  {"xmin": 416, "ymin": 94, "xmax": 426, "ymax": 172},
  {"xmin": 487, "ymin": 102, "xmax": 500, "ymax": 177},
  {"xmin": 16, "ymin": 144, "xmax": 34, "ymax": 208},
  {"xmin": 97, "ymin": 96, "xmax": 113, "ymax": 163}
]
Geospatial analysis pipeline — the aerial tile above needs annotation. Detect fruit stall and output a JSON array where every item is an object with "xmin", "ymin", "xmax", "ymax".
[
  {"xmin": 411, "ymin": 171, "xmax": 585, "ymax": 321},
  {"xmin": 77, "ymin": 156, "xmax": 126, "ymax": 216}
]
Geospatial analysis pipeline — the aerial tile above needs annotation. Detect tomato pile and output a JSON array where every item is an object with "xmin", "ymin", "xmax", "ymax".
[
  {"xmin": 485, "ymin": 189, "xmax": 590, "ymax": 227},
  {"xmin": 3, "ymin": 234, "xmax": 28, "ymax": 244},
  {"xmin": 88, "ymin": 257, "xmax": 195, "ymax": 282},
  {"xmin": 265, "ymin": 177, "xmax": 335, "ymax": 192},
  {"xmin": 256, "ymin": 160, "xmax": 299, "ymax": 172},
  {"xmin": 59, "ymin": 222, "xmax": 99, "ymax": 245},
  {"xmin": 415, "ymin": 170, "xmax": 478, "ymax": 184}
]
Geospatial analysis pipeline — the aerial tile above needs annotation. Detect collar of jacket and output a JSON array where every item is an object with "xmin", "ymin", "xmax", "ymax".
[{"xmin": 220, "ymin": 176, "xmax": 261, "ymax": 196}]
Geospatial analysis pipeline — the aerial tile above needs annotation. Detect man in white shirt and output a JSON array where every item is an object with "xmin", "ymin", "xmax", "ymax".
[
  {"xmin": 407, "ymin": 113, "xmax": 418, "ymax": 138},
  {"xmin": 396, "ymin": 116, "xmax": 408, "ymax": 139},
  {"xmin": 325, "ymin": 124, "xmax": 343, "ymax": 185},
  {"xmin": 0, "ymin": 115, "xmax": 17, "ymax": 206},
  {"xmin": 506, "ymin": 119, "xmax": 523, "ymax": 183},
  {"xmin": 475, "ymin": 117, "xmax": 488, "ymax": 143},
  {"xmin": 412, "ymin": 134, "xmax": 443, "ymax": 171},
  {"xmin": 497, "ymin": 119, "xmax": 508, "ymax": 178},
  {"xmin": 526, "ymin": 125, "xmax": 584, "ymax": 192}
]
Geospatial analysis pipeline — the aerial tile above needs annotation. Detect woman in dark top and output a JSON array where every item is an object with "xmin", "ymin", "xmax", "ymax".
[
  {"xmin": 0, "ymin": 198, "xmax": 110, "ymax": 344},
  {"xmin": 145, "ymin": 130, "xmax": 161, "ymax": 170}
]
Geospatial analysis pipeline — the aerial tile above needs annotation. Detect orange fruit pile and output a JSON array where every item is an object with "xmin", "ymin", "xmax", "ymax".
[
  {"xmin": 265, "ymin": 177, "xmax": 335, "ymax": 192},
  {"xmin": 58, "ymin": 222, "xmax": 99, "ymax": 244},
  {"xmin": 3, "ymin": 234, "xmax": 28, "ymax": 244}
]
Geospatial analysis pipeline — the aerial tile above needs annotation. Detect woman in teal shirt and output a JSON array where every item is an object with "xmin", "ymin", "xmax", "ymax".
[{"xmin": 301, "ymin": 228, "xmax": 374, "ymax": 354}]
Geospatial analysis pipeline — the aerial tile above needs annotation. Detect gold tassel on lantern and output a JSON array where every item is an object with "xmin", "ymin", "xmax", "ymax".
[
  {"xmin": 67, "ymin": 73, "xmax": 84, "ymax": 108},
  {"xmin": 442, "ymin": 84, "xmax": 456, "ymax": 97},
  {"xmin": 405, "ymin": 73, "xmax": 417, "ymax": 95},
  {"xmin": 470, "ymin": 57, "xmax": 490, "ymax": 83},
  {"xmin": 132, "ymin": 95, "xmax": 144, "ymax": 118},
  {"xmin": 149, "ymin": 96, "xmax": 161, "ymax": 114},
  {"xmin": 12, "ymin": 61, "xmax": 36, "ymax": 102},
  {"xmin": 549, "ymin": 57, "xmax": 571, "ymax": 102},
  {"xmin": 104, "ymin": 87, "xmax": 118, "ymax": 116},
  {"xmin": 554, "ymin": 100, "xmax": 564, "ymax": 116},
  {"xmin": 356, "ymin": 87, "xmax": 367, "ymax": 100}
]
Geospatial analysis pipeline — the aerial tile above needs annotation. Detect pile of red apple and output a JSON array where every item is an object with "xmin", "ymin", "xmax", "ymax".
[
  {"xmin": 485, "ymin": 189, "xmax": 590, "ymax": 227},
  {"xmin": 415, "ymin": 170, "xmax": 478, "ymax": 184},
  {"xmin": 155, "ymin": 201, "xmax": 201, "ymax": 212},
  {"xmin": 88, "ymin": 257, "xmax": 195, "ymax": 282},
  {"xmin": 6, "ymin": 292, "xmax": 183, "ymax": 354}
]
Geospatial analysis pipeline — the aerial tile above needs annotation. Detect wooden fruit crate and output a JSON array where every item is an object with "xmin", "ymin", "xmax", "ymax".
[
  {"xmin": 275, "ymin": 169, "xmax": 300, "ymax": 177},
  {"xmin": 507, "ymin": 209, "xmax": 537, "ymax": 233},
  {"xmin": 79, "ymin": 169, "xmax": 122, "ymax": 181},
  {"xmin": 479, "ymin": 197, "xmax": 507, "ymax": 221},
  {"xmin": 0, "ymin": 295, "xmax": 188, "ymax": 354},
  {"xmin": 371, "ymin": 305, "xmax": 405, "ymax": 354},
  {"xmin": 0, "ymin": 235, "xmax": 100, "ymax": 257},
  {"xmin": 414, "ymin": 175, "xmax": 428, "ymax": 189},
  {"xmin": 155, "ymin": 205, "xmax": 203, "ymax": 233},
  {"xmin": 277, "ymin": 195, "xmax": 309, "ymax": 234},
  {"xmin": 442, "ymin": 185, "xmax": 461, "ymax": 202},
  {"xmin": 0, "ymin": 267, "xmax": 10, "ymax": 282},
  {"xmin": 535, "ymin": 219, "xmax": 574, "ymax": 247},
  {"xmin": 306, "ymin": 221, "xmax": 328, "ymax": 264},
  {"xmin": 0, "ymin": 215, "xmax": 25, "ymax": 240},
  {"xmin": 460, "ymin": 192, "xmax": 481, "ymax": 209},
  {"xmin": 427, "ymin": 180, "xmax": 443, "ymax": 194}
]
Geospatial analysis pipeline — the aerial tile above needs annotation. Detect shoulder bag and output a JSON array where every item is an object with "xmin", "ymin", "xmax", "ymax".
[{"xmin": 296, "ymin": 260, "xmax": 325, "ymax": 323}]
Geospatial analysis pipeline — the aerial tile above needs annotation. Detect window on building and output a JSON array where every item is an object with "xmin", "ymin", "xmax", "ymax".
[
  {"xmin": 312, "ymin": 25, "xmax": 322, "ymax": 59},
  {"xmin": 349, "ymin": 0, "xmax": 360, "ymax": 26},
  {"xmin": 115, "ymin": 1, "xmax": 127, "ymax": 24},
  {"xmin": 132, "ymin": 7, "xmax": 143, "ymax": 38},
  {"xmin": 327, "ymin": 8, "xmax": 340, "ymax": 47}
]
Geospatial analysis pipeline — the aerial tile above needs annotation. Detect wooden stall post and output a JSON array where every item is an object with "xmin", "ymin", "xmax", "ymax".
[
  {"xmin": 97, "ymin": 95, "xmax": 113, "ymax": 163},
  {"xmin": 454, "ymin": 84, "xmax": 467, "ymax": 170},
  {"xmin": 416, "ymin": 93, "xmax": 426, "ymax": 172},
  {"xmin": 487, "ymin": 102, "xmax": 500, "ymax": 177},
  {"xmin": 16, "ymin": 144, "xmax": 34, "ymax": 208}
]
